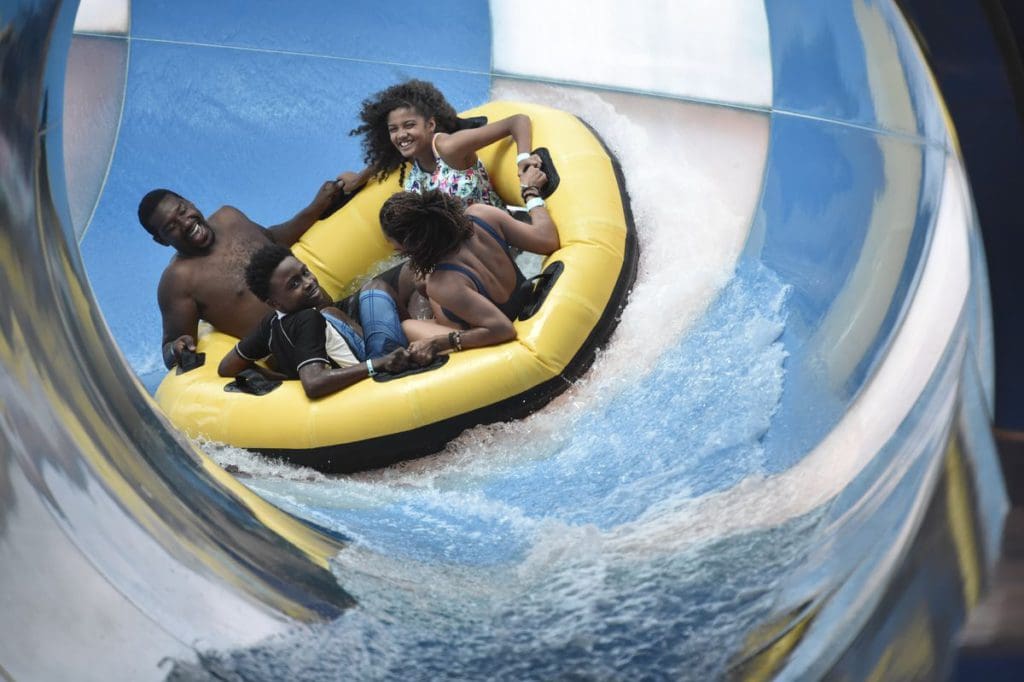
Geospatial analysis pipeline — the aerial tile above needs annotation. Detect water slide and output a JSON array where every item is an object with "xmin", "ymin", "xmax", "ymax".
[{"xmin": 0, "ymin": 0, "xmax": 1008, "ymax": 679}]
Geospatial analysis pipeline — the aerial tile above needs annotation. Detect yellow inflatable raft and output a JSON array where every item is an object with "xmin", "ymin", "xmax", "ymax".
[{"xmin": 155, "ymin": 101, "xmax": 638, "ymax": 472}]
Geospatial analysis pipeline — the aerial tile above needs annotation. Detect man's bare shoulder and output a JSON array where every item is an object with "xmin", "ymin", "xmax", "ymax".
[
  {"xmin": 209, "ymin": 205, "xmax": 264, "ymax": 232},
  {"xmin": 160, "ymin": 248, "xmax": 203, "ymax": 278}
]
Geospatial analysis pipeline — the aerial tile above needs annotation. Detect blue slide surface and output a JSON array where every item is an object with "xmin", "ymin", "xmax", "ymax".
[{"xmin": 0, "ymin": 1, "xmax": 1008, "ymax": 679}]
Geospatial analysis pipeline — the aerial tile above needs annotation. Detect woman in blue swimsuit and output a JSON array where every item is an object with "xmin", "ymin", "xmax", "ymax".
[
  {"xmin": 337, "ymin": 79, "xmax": 542, "ymax": 207},
  {"xmin": 379, "ymin": 174, "xmax": 558, "ymax": 363}
]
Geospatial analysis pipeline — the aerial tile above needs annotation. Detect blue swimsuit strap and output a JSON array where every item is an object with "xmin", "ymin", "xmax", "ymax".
[
  {"xmin": 433, "ymin": 263, "xmax": 489, "ymax": 298},
  {"xmin": 433, "ymin": 263, "xmax": 479, "ymax": 328},
  {"xmin": 434, "ymin": 215, "xmax": 517, "ymax": 326},
  {"xmin": 468, "ymin": 215, "xmax": 512, "ymax": 254}
]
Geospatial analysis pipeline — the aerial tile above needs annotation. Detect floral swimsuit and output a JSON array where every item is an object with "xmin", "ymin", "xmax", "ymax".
[{"xmin": 404, "ymin": 134, "xmax": 506, "ymax": 209}]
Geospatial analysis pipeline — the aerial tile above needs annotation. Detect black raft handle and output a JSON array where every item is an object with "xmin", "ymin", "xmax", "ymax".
[
  {"xmin": 224, "ymin": 368, "xmax": 281, "ymax": 396},
  {"xmin": 176, "ymin": 349, "xmax": 206, "ymax": 375},
  {"xmin": 372, "ymin": 354, "xmax": 449, "ymax": 382},
  {"xmin": 318, "ymin": 186, "xmax": 359, "ymax": 221},
  {"xmin": 457, "ymin": 115, "xmax": 488, "ymax": 130},
  {"xmin": 528, "ymin": 147, "xmax": 560, "ymax": 199},
  {"xmin": 508, "ymin": 147, "xmax": 561, "ymax": 225},
  {"xmin": 518, "ymin": 260, "xmax": 564, "ymax": 321},
  {"xmin": 456, "ymin": 117, "xmax": 558, "ymax": 198}
]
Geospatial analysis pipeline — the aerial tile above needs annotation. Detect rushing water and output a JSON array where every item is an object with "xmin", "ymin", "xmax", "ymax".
[
  {"xmin": 192, "ymin": 260, "xmax": 809, "ymax": 679},
  {"xmin": 179, "ymin": 89, "xmax": 822, "ymax": 679}
]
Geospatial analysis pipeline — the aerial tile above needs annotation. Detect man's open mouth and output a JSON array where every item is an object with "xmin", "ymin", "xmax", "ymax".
[{"xmin": 187, "ymin": 220, "xmax": 205, "ymax": 241}]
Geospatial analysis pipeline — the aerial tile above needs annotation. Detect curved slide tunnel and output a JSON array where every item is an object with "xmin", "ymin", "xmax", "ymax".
[{"xmin": 0, "ymin": 0, "xmax": 1009, "ymax": 679}]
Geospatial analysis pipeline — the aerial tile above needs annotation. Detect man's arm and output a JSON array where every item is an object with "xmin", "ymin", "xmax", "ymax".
[
  {"xmin": 265, "ymin": 179, "xmax": 344, "ymax": 247},
  {"xmin": 218, "ymin": 320, "xmax": 289, "ymax": 380},
  {"xmin": 406, "ymin": 277, "xmax": 516, "ymax": 366},
  {"xmin": 157, "ymin": 267, "xmax": 200, "ymax": 369},
  {"xmin": 336, "ymin": 166, "xmax": 373, "ymax": 192},
  {"xmin": 297, "ymin": 348, "xmax": 410, "ymax": 399}
]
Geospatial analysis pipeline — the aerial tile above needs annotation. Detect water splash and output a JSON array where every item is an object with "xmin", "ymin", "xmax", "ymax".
[
  {"xmin": 179, "ymin": 261, "xmax": 806, "ymax": 680},
  {"xmin": 179, "ymin": 88, "xmax": 803, "ymax": 678}
]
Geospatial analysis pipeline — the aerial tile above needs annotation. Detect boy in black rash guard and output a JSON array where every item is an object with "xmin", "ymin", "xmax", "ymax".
[{"xmin": 218, "ymin": 243, "xmax": 413, "ymax": 399}]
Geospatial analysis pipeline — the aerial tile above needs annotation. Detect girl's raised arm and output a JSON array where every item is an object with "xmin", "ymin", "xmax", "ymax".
[{"xmin": 434, "ymin": 114, "xmax": 541, "ymax": 174}]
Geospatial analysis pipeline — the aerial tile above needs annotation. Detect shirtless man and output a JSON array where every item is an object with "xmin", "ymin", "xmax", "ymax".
[{"xmin": 137, "ymin": 182, "xmax": 342, "ymax": 369}]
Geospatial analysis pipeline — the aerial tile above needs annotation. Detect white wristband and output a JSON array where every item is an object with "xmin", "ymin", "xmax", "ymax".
[
  {"xmin": 516, "ymin": 152, "xmax": 532, "ymax": 164},
  {"xmin": 525, "ymin": 196, "xmax": 545, "ymax": 211},
  {"xmin": 366, "ymin": 359, "xmax": 376, "ymax": 376}
]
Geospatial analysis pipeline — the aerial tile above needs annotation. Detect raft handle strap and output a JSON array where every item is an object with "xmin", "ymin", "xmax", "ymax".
[
  {"xmin": 318, "ymin": 184, "xmax": 358, "ymax": 220},
  {"xmin": 224, "ymin": 368, "xmax": 282, "ymax": 396},
  {"xmin": 372, "ymin": 354, "xmax": 450, "ymax": 382},
  {"xmin": 531, "ymin": 147, "xmax": 560, "ymax": 199},
  {"xmin": 518, "ymin": 260, "xmax": 565, "ymax": 322},
  {"xmin": 176, "ymin": 349, "xmax": 206, "ymax": 375},
  {"xmin": 457, "ymin": 115, "xmax": 488, "ymax": 130}
]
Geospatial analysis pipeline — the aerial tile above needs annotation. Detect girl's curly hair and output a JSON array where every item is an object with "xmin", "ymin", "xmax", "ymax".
[
  {"xmin": 350, "ymin": 79, "xmax": 461, "ymax": 185},
  {"xmin": 379, "ymin": 190, "xmax": 474, "ymax": 276}
]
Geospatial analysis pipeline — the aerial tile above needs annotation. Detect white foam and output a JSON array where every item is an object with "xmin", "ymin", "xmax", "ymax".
[{"xmin": 605, "ymin": 157, "xmax": 970, "ymax": 554}]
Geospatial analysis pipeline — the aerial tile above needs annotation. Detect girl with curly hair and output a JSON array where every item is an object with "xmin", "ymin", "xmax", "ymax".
[
  {"xmin": 378, "ymin": 178, "xmax": 558, "ymax": 362},
  {"xmin": 337, "ymin": 79, "xmax": 545, "ymax": 208}
]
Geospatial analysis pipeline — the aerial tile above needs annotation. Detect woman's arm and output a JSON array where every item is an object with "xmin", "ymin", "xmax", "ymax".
[
  {"xmin": 467, "ymin": 188, "xmax": 560, "ymax": 256},
  {"xmin": 405, "ymin": 277, "xmax": 516, "ymax": 365},
  {"xmin": 434, "ymin": 114, "xmax": 537, "ymax": 172}
]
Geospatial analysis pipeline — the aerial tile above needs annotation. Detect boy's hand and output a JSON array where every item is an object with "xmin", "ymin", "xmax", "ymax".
[{"xmin": 377, "ymin": 347, "xmax": 412, "ymax": 373}]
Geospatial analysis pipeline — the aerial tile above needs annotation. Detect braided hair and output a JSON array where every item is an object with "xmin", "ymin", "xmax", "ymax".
[
  {"xmin": 350, "ymin": 79, "xmax": 461, "ymax": 185},
  {"xmin": 379, "ymin": 190, "xmax": 473, "ymax": 276}
]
